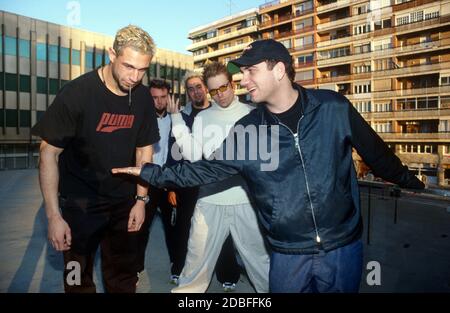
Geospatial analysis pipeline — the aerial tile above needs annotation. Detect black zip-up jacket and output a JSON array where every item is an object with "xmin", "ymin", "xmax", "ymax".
[{"xmin": 139, "ymin": 85, "xmax": 424, "ymax": 254}]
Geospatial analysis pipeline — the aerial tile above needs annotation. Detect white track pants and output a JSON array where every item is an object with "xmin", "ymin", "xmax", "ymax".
[{"xmin": 171, "ymin": 200, "xmax": 269, "ymax": 293}]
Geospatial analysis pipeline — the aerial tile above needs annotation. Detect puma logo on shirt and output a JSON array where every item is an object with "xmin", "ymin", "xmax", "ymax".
[{"xmin": 96, "ymin": 113, "xmax": 135, "ymax": 133}]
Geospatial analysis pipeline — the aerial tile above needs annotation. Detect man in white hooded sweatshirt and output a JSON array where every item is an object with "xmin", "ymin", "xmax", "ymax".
[{"xmin": 167, "ymin": 61, "xmax": 269, "ymax": 293}]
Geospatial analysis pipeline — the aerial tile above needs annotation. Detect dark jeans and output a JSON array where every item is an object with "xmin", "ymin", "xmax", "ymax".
[
  {"xmin": 61, "ymin": 197, "xmax": 150, "ymax": 293},
  {"xmin": 269, "ymin": 239, "xmax": 363, "ymax": 293},
  {"xmin": 145, "ymin": 187, "xmax": 198, "ymax": 276}
]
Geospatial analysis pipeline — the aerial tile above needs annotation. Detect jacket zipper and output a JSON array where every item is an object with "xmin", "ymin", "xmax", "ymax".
[{"xmin": 278, "ymin": 118, "xmax": 322, "ymax": 244}]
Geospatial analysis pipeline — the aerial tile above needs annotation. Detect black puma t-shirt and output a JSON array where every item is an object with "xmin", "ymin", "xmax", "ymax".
[{"xmin": 32, "ymin": 70, "xmax": 160, "ymax": 200}]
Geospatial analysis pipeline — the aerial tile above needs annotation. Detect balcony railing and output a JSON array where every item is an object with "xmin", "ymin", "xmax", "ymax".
[
  {"xmin": 260, "ymin": 8, "xmax": 315, "ymax": 29},
  {"xmin": 275, "ymin": 25, "xmax": 316, "ymax": 39},
  {"xmin": 193, "ymin": 42, "xmax": 250, "ymax": 62},
  {"xmin": 360, "ymin": 108, "xmax": 450, "ymax": 121},
  {"xmin": 392, "ymin": 0, "xmax": 437, "ymax": 13},
  {"xmin": 317, "ymin": 0, "xmax": 351, "ymax": 14},
  {"xmin": 378, "ymin": 132, "xmax": 450, "ymax": 141},
  {"xmin": 187, "ymin": 25, "xmax": 257, "ymax": 51},
  {"xmin": 373, "ymin": 86, "xmax": 450, "ymax": 99}
]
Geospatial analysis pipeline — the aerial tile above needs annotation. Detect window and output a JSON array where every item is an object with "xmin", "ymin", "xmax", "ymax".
[
  {"xmin": 354, "ymin": 4, "xmax": 370, "ymax": 15},
  {"xmin": 20, "ymin": 75, "xmax": 31, "ymax": 92},
  {"xmin": 425, "ymin": 11, "xmax": 439, "ymax": 20},
  {"xmin": 444, "ymin": 145, "xmax": 450, "ymax": 155},
  {"xmin": 439, "ymin": 120, "xmax": 450, "ymax": 132},
  {"xmin": 236, "ymin": 39, "xmax": 243, "ymax": 45},
  {"xmin": 374, "ymin": 102, "xmax": 392, "ymax": 112},
  {"xmin": 223, "ymin": 28, "xmax": 231, "ymax": 34},
  {"xmin": 280, "ymin": 39, "xmax": 291, "ymax": 49},
  {"xmin": 354, "ymin": 82, "xmax": 371, "ymax": 94},
  {"xmin": 5, "ymin": 36, "xmax": 17, "ymax": 56},
  {"xmin": 354, "ymin": 64, "xmax": 371, "ymax": 74},
  {"xmin": 295, "ymin": 35, "xmax": 313, "ymax": 49},
  {"xmin": 95, "ymin": 52, "xmax": 103, "ymax": 68},
  {"xmin": 375, "ymin": 18, "xmax": 392, "ymax": 31},
  {"xmin": 37, "ymin": 77, "xmax": 48, "ymax": 94},
  {"xmin": 223, "ymin": 43, "xmax": 231, "ymax": 49},
  {"xmin": 85, "ymin": 51, "xmax": 94, "ymax": 69},
  {"xmin": 61, "ymin": 47, "xmax": 70, "ymax": 64},
  {"xmin": 48, "ymin": 45, "xmax": 58, "ymax": 63},
  {"xmin": 354, "ymin": 43, "xmax": 370, "ymax": 54},
  {"xmin": 49, "ymin": 78, "xmax": 60, "ymax": 95},
  {"xmin": 20, "ymin": 110, "xmax": 31, "ymax": 127},
  {"xmin": 149, "ymin": 63, "xmax": 157, "ymax": 77},
  {"xmin": 410, "ymin": 11, "xmax": 423, "ymax": 23},
  {"xmin": 246, "ymin": 17, "xmax": 256, "ymax": 27},
  {"xmin": 397, "ymin": 16, "xmax": 409, "ymax": 26},
  {"xmin": 297, "ymin": 54, "xmax": 314, "ymax": 65},
  {"xmin": 295, "ymin": 70, "xmax": 314, "ymax": 82},
  {"xmin": 354, "ymin": 101, "xmax": 372, "ymax": 113},
  {"xmin": 354, "ymin": 24, "xmax": 371, "ymax": 35},
  {"xmin": 36, "ymin": 43, "xmax": 46, "ymax": 61},
  {"xmin": 207, "ymin": 30, "xmax": 217, "ymax": 39},
  {"xmin": 72, "ymin": 49, "xmax": 81, "ymax": 65},
  {"xmin": 19, "ymin": 39, "xmax": 30, "ymax": 58},
  {"xmin": 373, "ymin": 122, "xmax": 392, "ymax": 133}
]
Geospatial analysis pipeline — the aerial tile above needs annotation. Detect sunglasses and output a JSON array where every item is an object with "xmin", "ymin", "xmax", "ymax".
[{"xmin": 209, "ymin": 83, "xmax": 230, "ymax": 96}]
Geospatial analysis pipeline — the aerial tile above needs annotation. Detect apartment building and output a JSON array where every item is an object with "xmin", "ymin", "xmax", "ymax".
[
  {"xmin": 315, "ymin": 0, "xmax": 450, "ymax": 186},
  {"xmin": 187, "ymin": 8, "xmax": 259, "ymax": 94},
  {"xmin": 187, "ymin": 0, "xmax": 450, "ymax": 186},
  {"xmin": 0, "ymin": 10, "xmax": 193, "ymax": 170},
  {"xmin": 259, "ymin": 0, "xmax": 317, "ymax": 87}
]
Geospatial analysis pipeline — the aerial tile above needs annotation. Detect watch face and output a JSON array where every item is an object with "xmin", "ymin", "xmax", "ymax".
[{"xmin": 136, "ymin": 195, "xmax": 149, "ymax": 203}]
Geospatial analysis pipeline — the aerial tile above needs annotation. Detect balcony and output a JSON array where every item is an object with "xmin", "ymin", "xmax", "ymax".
[
  {"xmin": 317, "ymin": 0, "xmax": 351, "ymax": 14},
  {"xmin": 395, "ymin": 14, "xmax": 450, "ymax": 35},
  {"xmin": 260, "ymin": 0, "xmax": 291, "ymax": 11},
  {"xmin": 379, "ymin": 132, "xmax": 450, "ymax": 141},
  {"xmin": 360, "ymin": 108, "xmax": 450, "ymax": 121},
  {"xmin": 317, "ymin": 14, "xmax": 369, "ymax": 32},
  {"xmin": 193, "ymin": 42, "xmax": 250, "ymax": 62},
  {"xmin": 317, "ymin": 35, "xmax": 450, "ymax": 67},
  {"xmin": 373, "ymin": 86, "xmax": 450, "ymax": 99},
  {"xmin": 317, "ymin": 72, "xmax": 371, "ymax": 84},
  {"xmin": 373, "ymin": 61, "xmax": 450, "ymax": 79},
  {"xmin": 275, "ymin": 25, "xmax": 315, "ymax": 39},
  {"xmin": 260, "ymin": 8, "xmax": 315, "ymax": 29},
  {"xmin": 187, "ymin": 25, "xmax": 257, "ymax": 51},
  {"xmin": 393, "ymin": 0, "xmax": 438, "ymax": 13}
]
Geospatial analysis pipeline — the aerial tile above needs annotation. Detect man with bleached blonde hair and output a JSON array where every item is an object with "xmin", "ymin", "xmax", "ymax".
[{"xmin": 32, "ymin": 25, "xmax": 160, "ymax": 293}]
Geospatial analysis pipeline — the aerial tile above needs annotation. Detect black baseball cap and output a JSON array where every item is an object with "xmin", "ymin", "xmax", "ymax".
[{"xmin": 227, "ymin": 39, "xmax": 292, "ymax": 74}]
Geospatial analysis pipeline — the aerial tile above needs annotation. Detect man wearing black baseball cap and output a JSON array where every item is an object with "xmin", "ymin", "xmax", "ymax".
[{"xmin": 112, "ymin": 39, "xmax": 425, "ymax": 293}]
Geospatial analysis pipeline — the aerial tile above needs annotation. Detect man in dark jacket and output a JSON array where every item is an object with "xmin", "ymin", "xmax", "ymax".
[{"xmin": 113, "ymin": 39, "xmax": 425, "ymax": 293}]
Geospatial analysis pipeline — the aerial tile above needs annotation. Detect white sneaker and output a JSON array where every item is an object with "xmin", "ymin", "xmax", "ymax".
[
  {"xmin": 170, "ymin": 274, "xmax": 179, "ymax": 285},
  {"xmin": 222, "ymin": 282, "xmax": 236, "ymax": 292}
]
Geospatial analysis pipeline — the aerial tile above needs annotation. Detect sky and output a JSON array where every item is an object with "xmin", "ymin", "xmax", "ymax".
[{"xmin": 0, "ymin": 0, "xmax": 268, "ymax": 54}]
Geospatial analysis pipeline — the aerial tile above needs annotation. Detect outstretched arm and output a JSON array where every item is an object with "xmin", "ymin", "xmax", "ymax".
[
  {"xmin": 349, "ymin": 104, "xmax": 424, "ymax": 189},
  {"xmin": 113, "ymin": 129, "xmax": 243, "ymax": 188},
  {"xmin": 112, "ymin": 158, "xmax": 240, "ymax": 189}
]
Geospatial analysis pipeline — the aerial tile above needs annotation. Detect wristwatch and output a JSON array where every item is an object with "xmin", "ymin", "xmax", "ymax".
[{"xmin": 135, "ymin": 195, "xmax": 150, "ymax": 204}]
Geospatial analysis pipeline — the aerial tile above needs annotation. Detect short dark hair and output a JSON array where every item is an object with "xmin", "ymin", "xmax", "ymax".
[
  {"xmin": 149, "ymin": 79, "xmax": 171, "ymax": 92},
  {"xmin": 266, "ymin": 59, "xmax": 295, "ymax": 82},
  {"xmin": 202, "ymin": 61, "xmax": 232, "ymax": 86}
]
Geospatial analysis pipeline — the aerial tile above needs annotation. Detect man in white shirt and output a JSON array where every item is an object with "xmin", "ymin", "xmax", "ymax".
[
  {"xmin": 168, "ymin": 62, "xmax": 270, "ymax": 293},
  {"xmin": 144, "ymin": 79, "xmax": 179, "ymax": 284}
]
